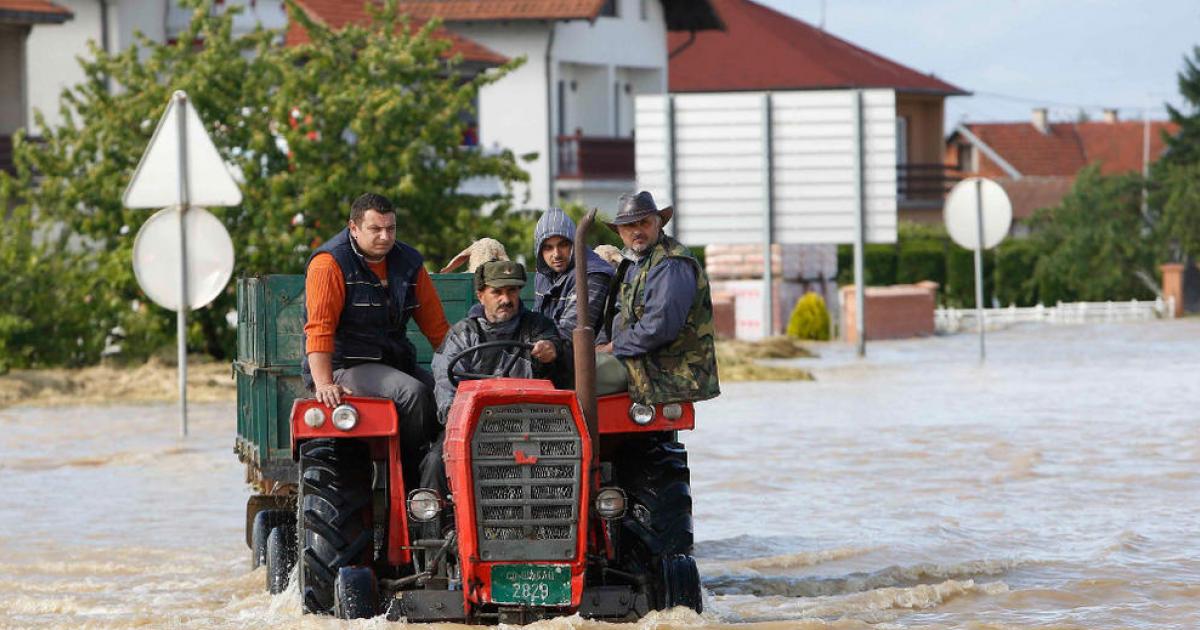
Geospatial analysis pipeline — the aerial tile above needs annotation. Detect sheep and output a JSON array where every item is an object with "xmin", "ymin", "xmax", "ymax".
[
  {"xmin": 593, "ymin": 244, "xmax": 624, "ymax": 267},
  {"xmin": 439, "ymin": 238, "xmax": 510, "ymax": 273}
]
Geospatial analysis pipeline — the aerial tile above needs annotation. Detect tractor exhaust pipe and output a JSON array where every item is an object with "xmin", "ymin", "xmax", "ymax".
[{"xmin": 573, "ymin": 209, "xmax": 599, "ymax": 453}]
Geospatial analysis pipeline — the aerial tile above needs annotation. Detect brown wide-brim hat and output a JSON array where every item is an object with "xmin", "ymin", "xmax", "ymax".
[{"xmin": 604, "ymin": 191, "xmax": 673, "ymax": 231}]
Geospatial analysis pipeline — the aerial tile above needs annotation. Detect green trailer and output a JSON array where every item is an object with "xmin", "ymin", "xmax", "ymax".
[{"xmin": 233, "ymin": 273, "xmax": 535, "ymax": 488}]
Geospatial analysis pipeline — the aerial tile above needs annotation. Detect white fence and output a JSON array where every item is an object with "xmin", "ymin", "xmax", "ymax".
[{"xmin": 935, "ymin": 298, "xmax": 1176, "ymax": 333}]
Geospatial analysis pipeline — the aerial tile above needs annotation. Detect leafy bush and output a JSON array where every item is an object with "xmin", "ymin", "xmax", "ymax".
[
  {"xmin": 943, "ymin": 245, "xmax": 994, "ymax": 308},
  {"xmin": 993, "ymin": 238, "xmax": 1041, "ymax": 306},
  {"xmin": 836, "ymin": 244, "xmax": 897, "ymax": 286},
  {"xmin": 786, "ymin": 292, "xmax": 831, "ymax": 341},
  {"xmin": 896, "ymin": 240, "xmax": 946, "ymax": 285}
]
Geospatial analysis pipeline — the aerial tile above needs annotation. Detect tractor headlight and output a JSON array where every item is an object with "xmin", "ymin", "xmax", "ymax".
[
  {"xmin": 408, "ymin": 489, "xmax": 442, "ymax": 522},
  {"xmin": 595, "ymin": 487, "xmax": 626, "ymax": 519},
  {"xmin": 629, "ymin": 403, "xmax": 655, "ymax": 425},
  {"xmin": 662, "ymin": 403, "xmax": 683, "ymax": 420},
  {"xmin": 303, "ymin": 406, "xmax": 326, "ymax": 428},
  {"xmin": 331, "ymin": 404, "xmax": 359, "ymax": 431}
]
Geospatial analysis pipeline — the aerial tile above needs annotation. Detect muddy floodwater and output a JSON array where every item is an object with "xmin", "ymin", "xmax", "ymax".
[{"xmin": 2, "ymin": 319, "xmax": 1199, "ymax": 629}]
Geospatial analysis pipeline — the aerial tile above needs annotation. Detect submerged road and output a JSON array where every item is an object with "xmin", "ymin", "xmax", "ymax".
[{"xmin": 1, "ymin": 318, "xmax": 1198, "ymax": 628}]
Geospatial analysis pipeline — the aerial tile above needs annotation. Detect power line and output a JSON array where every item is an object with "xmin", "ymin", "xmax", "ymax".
[{"xmin": 965, "ymin": 90, "xmax": 1172, "ymax": 113}]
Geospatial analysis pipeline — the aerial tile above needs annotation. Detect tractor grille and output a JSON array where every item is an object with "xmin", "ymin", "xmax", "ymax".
[{"xmin": 472, "ymin": 403, "xmax": 581, "ymax": 561}]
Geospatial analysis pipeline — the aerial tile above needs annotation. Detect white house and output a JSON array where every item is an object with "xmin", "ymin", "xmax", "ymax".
[
  {"xmin": 23, "ymin": 0, "xmax": 286, "ymax": 133},
  {"xmin": 293, "ymin": 0, "xmax": 722, "ymax": 212}
]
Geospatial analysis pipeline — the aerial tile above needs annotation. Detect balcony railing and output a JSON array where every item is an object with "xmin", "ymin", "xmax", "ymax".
[
  {"xmin": 556, "ymin": 134, "xmax": 634, "ymax": 180},
  {"xmin": 897, "ymin": 163, "xmax": 961, "ymax": 200}
]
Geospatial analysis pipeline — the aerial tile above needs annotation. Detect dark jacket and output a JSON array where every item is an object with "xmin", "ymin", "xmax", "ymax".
[
  {"xmin": 431, "ymin": 303, "xmax": 568, "ymax": 421},
  {"xmin": 301, "ymin": 228, "xmax": 424, "ymax": 389},
  {"xmin": 533, "ymin": 208, "xmax": 615, "ymax": 339}
]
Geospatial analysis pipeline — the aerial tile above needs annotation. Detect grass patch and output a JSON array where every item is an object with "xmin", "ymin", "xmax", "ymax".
[
  {"xmin": 717, "ymin": 337, "xmax": 815, "ymax": 382},
  {"xmin": 0, "ymin": 357, "xmax": 235, "ymax": 408}
]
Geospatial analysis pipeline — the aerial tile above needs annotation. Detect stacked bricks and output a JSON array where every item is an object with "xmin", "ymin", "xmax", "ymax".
[
  {"xmin": 705, "ymin": 244, "xmax": 839, "ymax": 339},
  {"xmin": 704, "ymin": 243, "xmax": 837, "ymax": 281},
  {"xmin": 839, "ymin": 282, "xmax": 937, "ymax": 343}
]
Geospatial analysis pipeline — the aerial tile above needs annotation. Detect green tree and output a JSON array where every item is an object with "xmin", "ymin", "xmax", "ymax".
[
  {"xmin": 1161, "ymin": 46, "xmax": 1200, "ymax": 168},
  {"xmin": 1025, "ymin": 166, "xmax": 1157, "ymax": 303},
  {"xmin": 0, "ymin": 0, "xmax": 530, "ymax": 366}
]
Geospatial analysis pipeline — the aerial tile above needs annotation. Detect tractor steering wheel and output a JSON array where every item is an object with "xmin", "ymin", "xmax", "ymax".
[{"xmin": 446, "ymin": 340, "xmax": 535, "ymax": 387}]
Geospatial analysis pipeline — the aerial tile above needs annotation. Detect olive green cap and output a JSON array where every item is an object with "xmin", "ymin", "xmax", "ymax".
[{"xmin": 477, "ymin": 260, "xmax": 526, "ymax": 290}]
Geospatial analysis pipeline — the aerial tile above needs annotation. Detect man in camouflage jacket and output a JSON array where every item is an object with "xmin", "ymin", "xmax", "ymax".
[{"xmin": 597, "ymin": 191, "xmax": 720, "ymax": 405}]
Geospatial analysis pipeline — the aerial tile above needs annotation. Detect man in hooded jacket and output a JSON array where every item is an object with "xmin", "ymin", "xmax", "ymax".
[{"xmin": 533, "ymin": 207, "xmax": 615, "ymax": 340}]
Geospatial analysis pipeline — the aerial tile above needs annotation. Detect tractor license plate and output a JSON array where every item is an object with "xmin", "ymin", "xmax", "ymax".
[{"xmin": 490, "ymin": 564, "xmax": 571, "ymax": 606}]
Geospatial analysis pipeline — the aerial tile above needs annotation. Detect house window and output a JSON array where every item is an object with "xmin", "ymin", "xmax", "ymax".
[{"xmin": 600, "ymin": 0, "xmax": 617, "ymax": 17}]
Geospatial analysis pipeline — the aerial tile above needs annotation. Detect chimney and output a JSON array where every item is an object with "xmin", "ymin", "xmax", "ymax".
[
  {"xmin": 1031, "ymin": 108, "xmax": 1049, "ymax": 134},
  {"xmin": 1102, "ymin": 108, "xmax": 1119, "ymax": 123}
]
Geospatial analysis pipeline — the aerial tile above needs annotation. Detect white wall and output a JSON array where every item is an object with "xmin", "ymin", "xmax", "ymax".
[
  {"xmin": 24, "ymin": 0, "xmax": 104, "ymax": 132},
  {"xmin": 449, "ymin": 0, "xmax": 668, "ymax": 209},
  {"xmin": 452, "ymin": 23, "xmax": 553, "ymax": 210},
  {"xmin": 24, "ymin": 0, "xmax": 280, "ymax": 133}
]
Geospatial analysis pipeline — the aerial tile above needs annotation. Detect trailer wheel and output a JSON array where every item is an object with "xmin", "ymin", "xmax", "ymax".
[
  {"xmin": 297, "ymin": 439, "xmax": 373, "ymax": 615},
  {"xmin": 334, "ymin": 566, "xmax": 379, "ymax": 619},
  {"xmin": 266, "ymin": 523, "xmax": 296, "ymax": 594},
  {"xmin": 251, "ymin": 509, "xmax": 292, "ymax": 570}
]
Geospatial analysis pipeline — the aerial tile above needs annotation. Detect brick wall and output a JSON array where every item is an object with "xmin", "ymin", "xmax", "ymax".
[{"xmin": 839, "ymin": 283, "xmax": 937, "ymax": 343}]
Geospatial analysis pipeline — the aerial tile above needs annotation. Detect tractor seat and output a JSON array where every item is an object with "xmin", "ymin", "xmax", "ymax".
[{"xmin": 595, "ymin": 352, "xmax": 628, "ymax": 396}]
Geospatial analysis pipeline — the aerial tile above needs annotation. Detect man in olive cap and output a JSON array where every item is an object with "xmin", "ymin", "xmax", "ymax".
[
  {"xmin": 597, "ymin": 191, "xmax": 720, "ymax": 405},
  {"xmin": 431, "ymin": 260, "xmax": 568, "ymax": 423}
]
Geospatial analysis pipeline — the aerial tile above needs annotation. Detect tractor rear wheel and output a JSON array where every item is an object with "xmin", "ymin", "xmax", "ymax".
[
  {"xmin": 616, "ymin": 436, "xmax": 697, "ymax": 611},
  {"xmin": 661, "ymin": 554, "xmax": 703, "ymax": 613},
  {"xmin": 297, "ymin": 439, "xmax": 373, "ymax": 615}
]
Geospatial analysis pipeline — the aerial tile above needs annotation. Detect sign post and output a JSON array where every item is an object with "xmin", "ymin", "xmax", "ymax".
[
  {"xmin": 944, "ymin": 177, "xmax": 1012, "ymax": 362},
  {"xmin": 123, "ymin": 91, "xmax": 242, "ymax": 436}
]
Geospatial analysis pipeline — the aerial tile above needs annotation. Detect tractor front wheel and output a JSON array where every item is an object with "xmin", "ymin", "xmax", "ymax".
[{"xmin": 297, "ymin": 439, "xmax": 374, "ymax": 615}]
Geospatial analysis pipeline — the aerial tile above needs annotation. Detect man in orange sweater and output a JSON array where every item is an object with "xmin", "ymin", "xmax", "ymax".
[{"xmin": 302, "ymin": 192, "xmax": 449, "ymax": 487}]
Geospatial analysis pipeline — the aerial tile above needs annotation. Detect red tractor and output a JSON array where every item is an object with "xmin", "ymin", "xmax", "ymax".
[{"xmin": 252, "ymin": 212, "xmax": 702, "ymax": 622}]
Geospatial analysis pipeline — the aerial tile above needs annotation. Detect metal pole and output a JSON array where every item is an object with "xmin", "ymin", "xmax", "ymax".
[
  {"xmin": 665, "ymin": 94, "xmax": 678, "ymax": 238},
  {"xmin": 851, "ymin": 90, "xmax": 866, "ymax": 357},
  {"xmin": 973, "ymin": 178, "xmax": 985, "ymax": 362},
  {"xmin": 175, "ymin": 91, "xmax": 191, "ymax": 437},
  {"xmin": 761, "ymin": 92, "xmax": 775, "ymax": 337}
]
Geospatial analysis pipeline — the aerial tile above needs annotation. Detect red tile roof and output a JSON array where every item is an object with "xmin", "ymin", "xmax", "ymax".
[
  {"xmin": 286, "ymin": 0, "xmax": 507, "ymax": 65},
  {"xmin": 961, "ymin": 120, "xmax": 1178, "ymax": 177},
  {"xmin": 668, "ymin": 0, "xmax": 966, "ymax": 95},
  {"xmin": 993, "ymin": 176, "xmax": 1077, "ymax": 220},
  {"xmin": 0, "ymin": 0, "xmax": 71, "ymax": 23},
  {"xmin": 393, "ymin": 0, "xmax": 606, "ymax": 21}
]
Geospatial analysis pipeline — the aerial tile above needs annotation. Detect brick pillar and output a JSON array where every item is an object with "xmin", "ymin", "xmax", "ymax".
[{"xmin": 1161, "ymin": 263, "xmax": 1184, "ymax": 318}]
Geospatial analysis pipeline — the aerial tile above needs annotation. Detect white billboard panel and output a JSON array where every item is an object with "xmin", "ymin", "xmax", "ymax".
[{"xmin": 634, "ymin": 89, "xmax": 898, "ymax": 246}]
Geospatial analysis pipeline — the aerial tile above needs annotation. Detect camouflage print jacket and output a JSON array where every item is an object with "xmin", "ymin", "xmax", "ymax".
[{"xmin": 612, "ymin": 235, "xmax": 720, "ymax": 405}]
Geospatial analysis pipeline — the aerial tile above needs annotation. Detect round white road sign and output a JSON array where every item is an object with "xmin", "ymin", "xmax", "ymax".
[
  {"xmin": 132, "ymin": 206, "xmax": 234, "ymax": 311},
  {"xmin": 944, "ymin": 177, "xmax": 1013, "ymax": 250}
]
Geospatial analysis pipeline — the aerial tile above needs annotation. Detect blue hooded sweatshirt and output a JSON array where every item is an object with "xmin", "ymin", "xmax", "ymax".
[{"xmin": 533, "ymin": 208, "xmax": 616, "ymax": 340}]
